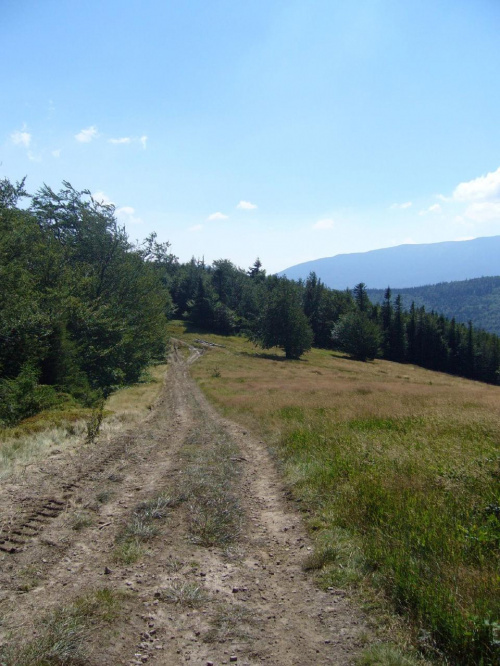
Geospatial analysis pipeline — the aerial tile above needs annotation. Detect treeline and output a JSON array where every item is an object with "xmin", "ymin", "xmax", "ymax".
[
  {"xmin": 2, "ymin": 176, "xmax": 499, "ymax": 427},
  {"xmin": 0, "ymin": 179, "xmax": 172, "ymax": 425},
  {"xmin": 161, "ymin": 258, "xmax": 500, "ymax": 384},
  {"xmin": 368, "ymin": 276, "xmax": 500, "ymax": 336}
]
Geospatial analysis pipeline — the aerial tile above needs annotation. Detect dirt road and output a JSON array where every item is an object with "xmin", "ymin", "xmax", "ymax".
[{"xmin": 0, "ymin": 343, "xmax": 369, "ymax": 664}]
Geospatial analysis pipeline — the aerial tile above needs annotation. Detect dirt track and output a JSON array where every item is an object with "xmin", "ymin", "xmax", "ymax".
[{"xmin": 0, "ymin": 343, "xmax": 369, "ymax": 664}]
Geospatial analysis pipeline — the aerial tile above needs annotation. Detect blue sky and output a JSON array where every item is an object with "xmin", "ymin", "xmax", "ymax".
[{"xmin": 2, "ymin": 0, "xmax": 500, "ymax": 272}]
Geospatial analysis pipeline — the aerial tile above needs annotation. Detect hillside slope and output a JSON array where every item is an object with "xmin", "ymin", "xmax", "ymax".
[
  {"xmin": 279, "ymin": 235, "xmax": 500, "ymax": 289},
  {"xmin": 367, "ymin": 276, "xmax": 500, "ymax": 335}
]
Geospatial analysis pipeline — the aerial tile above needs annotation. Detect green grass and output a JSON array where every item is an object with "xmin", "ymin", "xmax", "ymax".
[
  {"xmin": 280, "ymin": 414, "xmax": 499, "ymax": 663},
  {"xmin": 169, "ymin": 320, "xmax": 500, "ymax": 665}
]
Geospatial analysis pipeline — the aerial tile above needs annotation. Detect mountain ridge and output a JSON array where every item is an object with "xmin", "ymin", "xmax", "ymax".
[{"xmin": 278, "ymin": 235, "xmax": 500, "ymax": 289}]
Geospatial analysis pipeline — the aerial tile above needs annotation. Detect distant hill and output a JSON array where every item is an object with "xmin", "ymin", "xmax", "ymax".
[
  {"xmin": 367, "ymin": 276, "xmax": 500, "ymax": 336},
  {"xmin": 279, "ymin": 236, "xmax": 500, "ymax": 289}
]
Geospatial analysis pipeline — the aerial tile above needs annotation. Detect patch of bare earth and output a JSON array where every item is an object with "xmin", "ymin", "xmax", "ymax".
[{"xmin": 0, "ymin": 343, "xmax": 370, "ymax": 665}]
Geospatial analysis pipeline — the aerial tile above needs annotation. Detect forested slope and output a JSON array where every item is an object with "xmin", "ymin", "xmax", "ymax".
[{"xmin": 368, "ymin": 277, "xmax": 500, "ymax": 335}]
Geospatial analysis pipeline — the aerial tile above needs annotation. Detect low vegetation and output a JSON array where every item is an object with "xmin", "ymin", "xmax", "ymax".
[
  {"xmin": 175, "ymin": 421, "xmax": 244, "ymax": 548},
  {"xmin": 114, "ymin": 493, "xmax": 173, "ymax": 564},
  {"xmin": 159, "ymin": 580, "xmax": 208, "ymax": 608},
  {"xmin": 171, "ymin": 321, "xmax": 500, "ymax": 665},
  {"xmin": 0, "ymin": 588, "xmax": 121, "ymax": 665},
  {"xmin": 0, "ymin": 363, "xmax": 167, "ymax": 480}
]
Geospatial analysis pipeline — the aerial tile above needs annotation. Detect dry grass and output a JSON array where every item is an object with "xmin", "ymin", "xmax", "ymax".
[
  {"xmin": 0, "ymin": 588, "xmax": 122, "ymax": 665},
  {"xmin": 0, "ymin": 364, "xmax": 167, "ymax": 480},
  {"xmin": 159, "ymin": 580, "xmax": 208, "ymax": 607},
  {"xmin": 203, "ymin": 603, "xmax": 257, "ymax": 643},
  {"xmin": 175, "ymin": 423, "xmax": 244, "ymax": 548},
  {"xmin": 169, "ymin": 320, "xmax": 500, "ymax": 665},
  {"xmin": 105, "ymin": 364, "xmax": 167, "ymax": 422}
]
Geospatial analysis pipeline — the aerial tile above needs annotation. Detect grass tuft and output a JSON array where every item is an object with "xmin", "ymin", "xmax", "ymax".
[
  {"xmin": 71, "ymin": 511, "xmax": 94, "ymax": 531},
  {"xmin": 113, "ymin": 492, "xmax": 172, "ymax": 563},
  {"xmin": 203, "ymin": 604, "xmax": 256, "ymax": 643},
  {"xmin": 159, "ymin": 580, "xmax": 208, "ymax": 607}
]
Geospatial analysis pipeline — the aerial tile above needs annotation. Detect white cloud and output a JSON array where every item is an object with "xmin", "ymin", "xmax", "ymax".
[
  {"xmin": 463, "ymin": 202, "xmax": 500, "ymax": 223},
  {"xmin": 51, "ymin": 149, "xmax": 61, "ymax": 158},
  {"xmin": 11, "ymin": 129, "xmax": 31, "ymax": 148},
  {"xmin": 91, "ymin": 192, "xmax": 142, "ymax": 224},
  {"xmin": 452, "ymin": 166, "xmax": 500, "ymax": 202},
  {"xmin": 207, "ymin": 212, "xmax": 229, "ymax": 221},
  {"xmin": 455, "ymin": 236, "xmax": 476, "ymax": 241},
  {"xmin": 75, "ymin": 126, "xmax": 98, "ymax": 143},
  {"xmin": 419, "ymin": 203, "xmax": 442, "ymax": 216},
  {"xmin": 312, "ymin": 218, "xmax": 335, "ymax": 230},
  {"xmin": 389, "ymin": 201, "xmax": 412, "ymax": 210},
  {"xmin": 237, "ymin": 200, "xmax": 257, "ymax": 210},
  {"xmin": 108, "ymin": 137, "xmax": 131, "ymax": 144},
  {"xmin": 116, "ymin": 206, "xmax": 142, "ymax": 225},
  {"xmin": 92, "ymin": 191, "xmax": 115, "ymax": 206},
  {"xmin": 140, "ymin": 135, "xmax": 148, "ymax": 149},
  {"xmin": 189, "ymin": 224, "xmax": 203, "ymax": 232}
]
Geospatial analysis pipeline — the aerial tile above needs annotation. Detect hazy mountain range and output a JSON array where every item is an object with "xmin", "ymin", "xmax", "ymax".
[{"xmin": 279, "ymin": 236, "xmax": 500, "ymax": 289}]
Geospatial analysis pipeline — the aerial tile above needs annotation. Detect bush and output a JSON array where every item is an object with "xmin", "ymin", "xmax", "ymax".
[
  {"xmin": 0, "ymin": 364, "xmax": 59, "ymax": 426},
  {"xmin": 332, "ymin": 311, "xmax": 381, "ymax": 361}
]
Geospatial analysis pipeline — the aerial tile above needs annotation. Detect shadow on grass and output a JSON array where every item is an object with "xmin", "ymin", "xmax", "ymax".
[{"xmin": 240, "ymin": 351, "xmax": 309, "ymax": 362}]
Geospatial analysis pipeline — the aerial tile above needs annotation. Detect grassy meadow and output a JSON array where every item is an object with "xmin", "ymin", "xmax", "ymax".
[{"xmin": 170, "ymin": 321, "xmax": 500, "ymax": 665}]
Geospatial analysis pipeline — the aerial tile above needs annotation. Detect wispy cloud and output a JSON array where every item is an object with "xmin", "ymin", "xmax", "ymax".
[
  {"xmin": 237, "ymin": 200, "xmax": 257, "ymax": 210},
  {"xmin": 419, "ymin": 203, "xmax": 442, "ymax": 216},
  {"xmin": 108, "ymin": 137, "xmax": 132, "ymax": 144},
  {"xmin": 452, "ymin": 166, "xmax": 500, "ymax": 202},
  {"xmin": 312, "ymin": 218, "xmax": 335, "ymax": 230},
  {"xmin": 389, "ymin": 201, "xmax": 412, "ymax": 210},
  {"xmin": 11, "ymin": 128, "xmax": 31, "ymax": 148},
  {"xmin": 207, "ymin": 212, "xmax": 228, "ymax": 221},
  {"xmin": 51, "ymin": 149, "xmax": 61, "ymax": 158},
  {"xmin": 27, "ymin": 151, "xmax": 41, "ymax": 162},
  {"xmin": 75, "ymin": 126, "xmax": 98, "ymax": 143},
  {"xmin": 189, "ymin": 224, "xmax": 203, "ymax": 232},
  {"xmin": 140, "ymin": 135, "xmax": 148, "ymax": 149}
]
